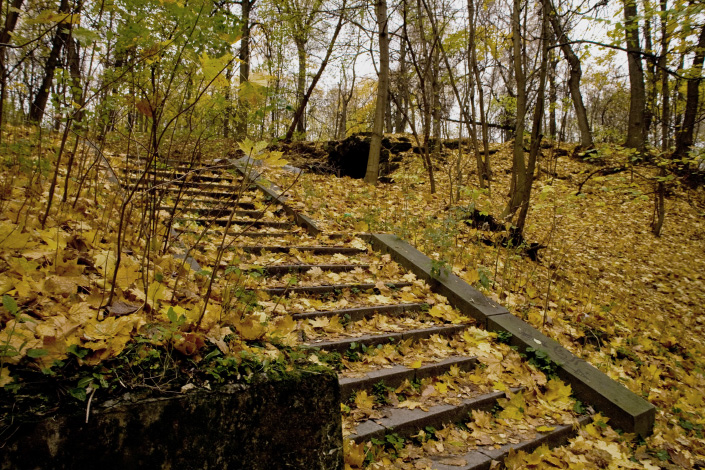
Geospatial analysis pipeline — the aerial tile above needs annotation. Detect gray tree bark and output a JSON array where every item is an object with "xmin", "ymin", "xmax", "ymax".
[
  {"xmin": 365, "ymin": 0, "xmax": 389, "ymax": 184},
  {"xmin": 548, "ymin": 1, "xmax": 593, "ymax": 148},
  {"xmin": 624, "ymin": 0, "xmax": 647, "ymax": 152}
]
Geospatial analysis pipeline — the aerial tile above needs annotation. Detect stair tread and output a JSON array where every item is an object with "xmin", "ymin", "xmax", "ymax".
[
  {"xmin": 348, "ymin": 389, "xmax": 509, "ymax": 443},
  {"xmin": 239, "ymin": 245, "xmax": 367, "ymax": 254},
  {"xmin": 428, "ymin": 415, "xmax": 592, "ymax": 470},
  {"xmin": 305, "ymin": 324, "xmax": 467, "ymax": 353},
  {"xmin": 292, "ymin": 302, "xmax": 426, "ymax": 321},
  {"xmin": 261, "ymin": 281, "xmax": 413, "ymax": 295},
  {"xmin": 339, "ymin": 356, "xmax": 478, "ymax": 400}
]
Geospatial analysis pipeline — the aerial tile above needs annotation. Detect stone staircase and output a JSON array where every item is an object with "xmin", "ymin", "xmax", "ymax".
[{"xmin": 120, "ymin": 158, "xmax": 653, "ymax": 469}]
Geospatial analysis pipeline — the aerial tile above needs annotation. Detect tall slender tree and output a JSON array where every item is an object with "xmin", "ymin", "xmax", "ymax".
[
  {"xmin": 674, "ymin": 22, "xmax": 705, "ymax": 158},
  {"xmin": 548, "ymin": 0, "xmax": 593, "ymax": 149},
  {"xmin": 623, "ymin": 0, "xmax": 647, "ymax": 151},
  {"xmin": 365, "ymin": 0, "xmax": 389, "ymax": 184}
]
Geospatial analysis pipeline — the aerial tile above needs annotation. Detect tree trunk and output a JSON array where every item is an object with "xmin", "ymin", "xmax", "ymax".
[
  {"xmin": 504, "ymin": 0, "xmax": 527, "ymax": 218},
  {"xmin": 285, "ymin": 0, "xmax": 346, "ymax": 141},
  {"xmin": 548, "ymin": 1, "xmax": 593, "ymax": 148},
  {"xmin": 674, "ymin": 23, "xmax": 705, "ymax": 157},
  {"xmin": 294, "ymin": 40, "xmax": 307, "ymax": 137},
  {"xmin": 224, "ymin": 62, "xmax": 233, "ymax": 137},
  {"xmin": 30, "ymin": 0, "xmax": 71, "ymax": 123},
  {"xmin": 235, "ymin": 0, "xmax": 253, "ymax": 139},
  {"xmin": 394, "ymin": 39, "xmax": 408, "ymax": 133},
  {"xmin": 337, "ymin": 84, "xmax": 348, "ymax": 139},
  {"xmin": 0, "ymin": 0, "xmax": 25, "ymax": 141},
  {"xmin": 548, "ymin": 53, "xmax": 558, "ymax": 139},
  {"xmin": 66, "ymin": 36, "xmax": 84, "ymax": 123},
  {"xmin": 659, "ymin": 0, "xmax": 670, "ymax": 152},
  {"xmin": 624, "ymin": 0, "xmax": 647, "ymax": 151},
  {"xmin": 515, "ymin": 0, "xmax": 549, "ymax": 236},
  {"xmin": 643, "ymin": 8, "xmax": 656, "ymax": 137},
  {"xmin": 468, "ymin": 0, "xmax": 491, "ymax": 187},
  {"xmin": 365, "ymin": 0, "xmax": 389, "ymax": 185},
  {"xmin": 338, "ymin": 63, "xmax": 356, "ymax": 139}
]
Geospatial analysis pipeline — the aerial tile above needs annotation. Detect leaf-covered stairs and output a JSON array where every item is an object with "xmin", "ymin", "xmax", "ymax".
[{"xmin": 121, "ymin": 158, "xmax": 612, "ymax": 469}]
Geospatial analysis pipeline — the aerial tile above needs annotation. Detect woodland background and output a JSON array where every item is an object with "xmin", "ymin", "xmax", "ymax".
[{"xmin": 0, "ymin": 0, "xmax": 704, "ymax": 468}]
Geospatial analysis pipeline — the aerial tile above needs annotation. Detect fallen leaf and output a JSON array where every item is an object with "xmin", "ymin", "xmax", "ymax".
[{"xmin": 108, "ymin": 301, "xmax": 142, "ymax": 317}]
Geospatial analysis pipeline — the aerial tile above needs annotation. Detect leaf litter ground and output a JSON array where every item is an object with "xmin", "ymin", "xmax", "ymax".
[
  {"xmin": 0, "ymin": 132, "xmax": 703, "ymax": 469},
  {"xmin": 266, "ymin": 141, "xmax": 705, "ymax": 469}
]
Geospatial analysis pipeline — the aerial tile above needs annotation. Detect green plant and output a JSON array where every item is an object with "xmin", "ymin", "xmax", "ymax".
[
  {"xmin": 0, "ymin": 295, "xmax": 27, "ymax": 371},
  {"xmin": 477, "ymin": 266, "xmax": 492, "ymax": 289},
  {"xmin": 495, "ymin": 330, "xmax": 513, "ymax": 345},
  {"xmin": 524, "ymin": 347, "xmax": 560, "ymax": 378},
  {"xmin": 372, "ymin": 381, "xmax": 393, "ymax": 405},
  {"xmin": 370, "ymin": 433, "xmax": 406, "ymax": 456},
  {"xmin": 430, "ymin": 258, "xmax": 450, "ymax": 279}
]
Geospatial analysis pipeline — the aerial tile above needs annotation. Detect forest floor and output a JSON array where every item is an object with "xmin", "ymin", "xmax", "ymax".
[
  {"xmin": 0, "ymin": 129, "xmax": 704, "ymax": 468},
  {"xmin": 266, "ymin": 140, "xmax": 705, "ymax": 469}
]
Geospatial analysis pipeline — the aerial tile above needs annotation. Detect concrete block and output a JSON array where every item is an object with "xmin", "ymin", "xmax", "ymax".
[
  {"xmin": 367, "ymin": 234, "xmax": 509, "ymax": 326},
  {"xmin": 368, "ymin": 233, "xmax": 656, "ymax": 437},
  {"xmin": 488, "ymin": 313, "xmax": 655, "ymax": 437},
  {"xmin": 2, "ymin": 372, "xmax": 343, "ymax": 470}
]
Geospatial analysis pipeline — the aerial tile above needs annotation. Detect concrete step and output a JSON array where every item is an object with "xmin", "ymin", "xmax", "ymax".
[
  {"xmin": 339, "ymin": 356, "xmax": 477, "ymax": 401},
  {"xmin": 175, "ymin": 217, "xmax": 292, "ymax": 228},
  {"xmin": 177, "ymin": 230, "xmax": 306, "ymax": 239},
  {"xmin": 348, "ymin": 389, "xmax": 512, "ymax": 443},
  {"xmin": 122, "ymin": 171, "xmax": 243, "ymax": 185},
  {"xmin": 122, "ymin": 162, "xmax": 235, "ymax": 173},
  {"xmin": 239, "ymin": 245, "xmax": 366, "ymax": 255},
  {"xmin": 428, "ymin": 416, "xmax": 592, "ymax": 470},
  {"xmin": 248, "ymin": 264, "xmax": 370, "ymax": 275},
  {"xmin": 260, "ymin": 281, "xmax": 413, "ymax": 296},
  {"xmin": 158, "ymin": 206, "xmax": 269, "ymax": 218},
  {"xmin": 305, "ymin": 324, "xmax": 467, "ymax": 354},
  {"xmin": 125, "ymin": 170, "xmax": 241, "ymax": 184},
  {"xmin": 123, "ymin": 185, "xmax": 260, "ymax": 200},
  {"xmin": 292, "ymin": 302, "xmax": 426, "ymax": 322},
  {"xmin": 182, "ymin": 199, "xmax": 257, "ymax": 209}
]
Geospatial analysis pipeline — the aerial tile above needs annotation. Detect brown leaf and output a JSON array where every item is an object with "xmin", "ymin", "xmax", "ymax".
[
  {"xmin": 438, "ymin": 458, "xmax": 467, "ymax": 466},
  {"xmin": 173, "ymin": 332, "xmax": 206, "ymax": 356},
  {"xmin": 44, "ymin": 275, "xmax": 77, "ymax": 296},
  {"xmin": 108, "ymin": 301, "xmax": 142, "ymax": 317},
  {"xmin": 136, "ymin": 99, "xmax": 153, "ymax": 117}
]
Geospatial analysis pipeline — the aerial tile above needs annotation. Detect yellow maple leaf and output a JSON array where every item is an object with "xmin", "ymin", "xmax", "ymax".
[
  {"xmin": 542, "ymin": 378, "xmax": 573, "ymax": 410},
  {"xmin": 268, "ymin": 315, "xmax": 295, "ymax": 343},
  {"xmin": 261, "ymin": 151, "xmax": 288, "ymax": 168},
  {"xmin": 0, "ymin": 367, "xmax": 14, "ymax": 387},
  {"xmin": 115, "ymin": 258, "xmax": 141, "ymax": 289},
  {"xmin": 498, "ymin": 391, "xmax": 527, "ymax": 420},
  {"xmin": 324, "ymin": 316, "xmax": 344, "ymax": 333},
  {"xmin": 398, "ymin": 399, "xmax": 425, "ymax": 410},
  {"xmin": 463, "ymin": 269, "xmax": 480, "ymax": 284},
  {"xmin": 493, "ymin": 381, "xmax": 508, "ymax": 391},
  {"xmin": 44, "ymin": 275, "xmax": 77, "ymax": 296},
  {"xmin": 234, "ymin": 314, "xmax": 267, "ymax": 340},
  {"xmin": 353, "ymin": 220, "xmax": 369, "ymax": 232},
  {"xmin": 0, "ymin": 221, "xmax": 32, "ymax": 249},
  {"xmin": 146, "ymin": 281, "xmax": 166, "ymax": 307},
  {"xmin": 37, "ymin": 227, "xmax": 67, "ymax": 251},
  {"xmin": 354, "ymin": 390, "xmax": 375, "ymax": 412},
  {"xmin": 83, "ymin": 314, "xmax": 144, "ymax": 341},
  {"xmin": 309, "ymin": 317, "xmax": 329, "ymax": 329},
  {"xmin": 409, "ymin": 359, "xmax": 423, "ymax": 369},
  {"xmin": 536, "ymin": 425, "xmax": 556, "ymax": 433},
  {"xmin": 0, "ymin": 274, "xmax": 13, "ymax": 295},
  {"xmin": 429, "ymin": 304, "xmax": 452, "ymax": 319},
  {"xmin": 344, "ymin": 440, "xmax": 366, "ymax": 468},
  {"xmin": 93, "ymin": 250, "xmax": 116, "ymax": 278}
]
